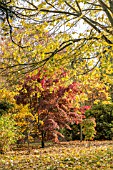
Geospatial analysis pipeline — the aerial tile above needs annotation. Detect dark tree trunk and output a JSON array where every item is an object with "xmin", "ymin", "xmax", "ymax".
[{"xmin": 41, "ymin": 131, "xmax": 45, "ymax": 148}]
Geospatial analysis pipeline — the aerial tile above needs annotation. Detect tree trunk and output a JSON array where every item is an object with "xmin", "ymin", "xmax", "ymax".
[
  {"xmin": 27, "ymin": 132, "xmax": 30, "ymax": 154},
  {"xmin": 80, "ymin": 124, "xmax": 83, "ymax": 142},
  {"xmin": 41, "ymin": 131, "xmax": 45, "ymax": 148}
]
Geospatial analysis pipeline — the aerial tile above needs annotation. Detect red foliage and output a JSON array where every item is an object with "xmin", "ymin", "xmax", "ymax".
[{"xmin": 15, "ymin": 71, "xmax": 90, "ymax": 141}]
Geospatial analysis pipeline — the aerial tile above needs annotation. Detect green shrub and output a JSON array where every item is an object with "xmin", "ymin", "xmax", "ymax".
[
  {"xmin": 82, "ymin": 118, "xmax": 96, "ymax": 141},
  {"xmin": 59, "ymin": 124, "xmax": 83, "ymax": 141},
  {"xmin": 85, "ymin": 104, "xmax": 113, "ymax": 140},
  {"xmin": 59, "ymin": 128, "xmax": 72, "ymax": 141},
  {"xmin": 0, "ymin": 115, "xmax": 18, "ymax": 153}
]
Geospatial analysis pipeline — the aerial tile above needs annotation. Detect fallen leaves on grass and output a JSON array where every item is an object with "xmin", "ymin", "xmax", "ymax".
[{"xmin": 0, "ymin": 141, "xmax": 113, "ymax": 170}]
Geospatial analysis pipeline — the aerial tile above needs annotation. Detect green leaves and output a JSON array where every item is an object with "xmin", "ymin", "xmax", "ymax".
[
  {"xmin": 82, "ymin": 118, "xmax": 96, "ymax": 141},
  {"xmin": 85, "ymin": 103, "xmax": 113, "ymax": 140},
  {"xmin": 0, "ymin": 115, "xmax": 18, "ymax": 153}
]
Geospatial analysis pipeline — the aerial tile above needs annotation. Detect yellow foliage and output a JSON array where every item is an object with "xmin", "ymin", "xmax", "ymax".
[{"xmin": 0, "ymin": 89, "xmax": 16, "ymax": 103}]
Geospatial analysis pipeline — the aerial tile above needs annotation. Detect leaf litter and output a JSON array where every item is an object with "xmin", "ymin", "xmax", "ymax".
[{"xmin": 0, "ymin": 140, "xmax": 113, "ymax": 170}]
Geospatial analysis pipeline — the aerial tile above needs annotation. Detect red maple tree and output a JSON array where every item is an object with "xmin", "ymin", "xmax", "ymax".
[{"xmin": 15, "ymin": 70, "xmax": 90, "ymax": 147}]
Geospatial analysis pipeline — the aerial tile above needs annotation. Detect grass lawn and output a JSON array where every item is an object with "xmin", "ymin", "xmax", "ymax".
[{"xmin": 0, "ymin": 141, "xmax": 113, "ymax": 170}]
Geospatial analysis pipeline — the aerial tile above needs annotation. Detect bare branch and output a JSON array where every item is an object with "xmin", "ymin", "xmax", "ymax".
[
  {"xmin": 40, "ymin": 9, "xmax": 79, "ymax": 17},
  {"xmin": 98, "ymin": 0, "xmax": 113, "ymax": 27},
  {"xmin": 76, "ymin": 1, "xmax": 82, "ymax": 13}
]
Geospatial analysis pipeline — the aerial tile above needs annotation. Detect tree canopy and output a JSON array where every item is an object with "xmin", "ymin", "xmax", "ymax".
[{"xmin": 0, "ymin": 0, "xmax": 113, "ymax": 81}]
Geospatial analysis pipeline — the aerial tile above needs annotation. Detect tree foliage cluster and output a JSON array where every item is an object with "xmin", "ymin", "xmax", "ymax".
[
  {"xmin": 0, "ymin": 0, "xmax": 113, "ymax": 152},
  {"xmin": 0, "ymin": 66, "xmax": 112, "ymax": 150},
  {"xmin": 14, "ymin": 70, "xmax": 91, "ymax": 146},
  {"xmin": 86, "ymin": 103, "xmax": 113, "ymax": 140},
  {"xmin": 63, "ymin": 103, "xmax": 113, "ymax": 141},
  {"xmin": 0, "ymin": 115, "xmax": 17, "ymax": 153},
  {"xmin": 0, "ymin": 95, "xmax": 17, "ymax": 153},
  {"xmin": 0, "ymin": 0, "xmax": 113, "ymax": 80}
]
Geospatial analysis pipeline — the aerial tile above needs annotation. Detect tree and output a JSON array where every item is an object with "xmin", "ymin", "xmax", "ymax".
[
  {"xmin": 15, "ymin": 70, "xmax": 90, "ymax": 147},
  {"xmin": 85, "ymin": 103, "xmax": 113, "ymax": 140},
  {"xmin": 0, "ymin": 0, "xmax": 113, "ymax": 78},
  {"xmin": 82, "ymin": 118, "xmax": 96, "ymax": 145}
]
